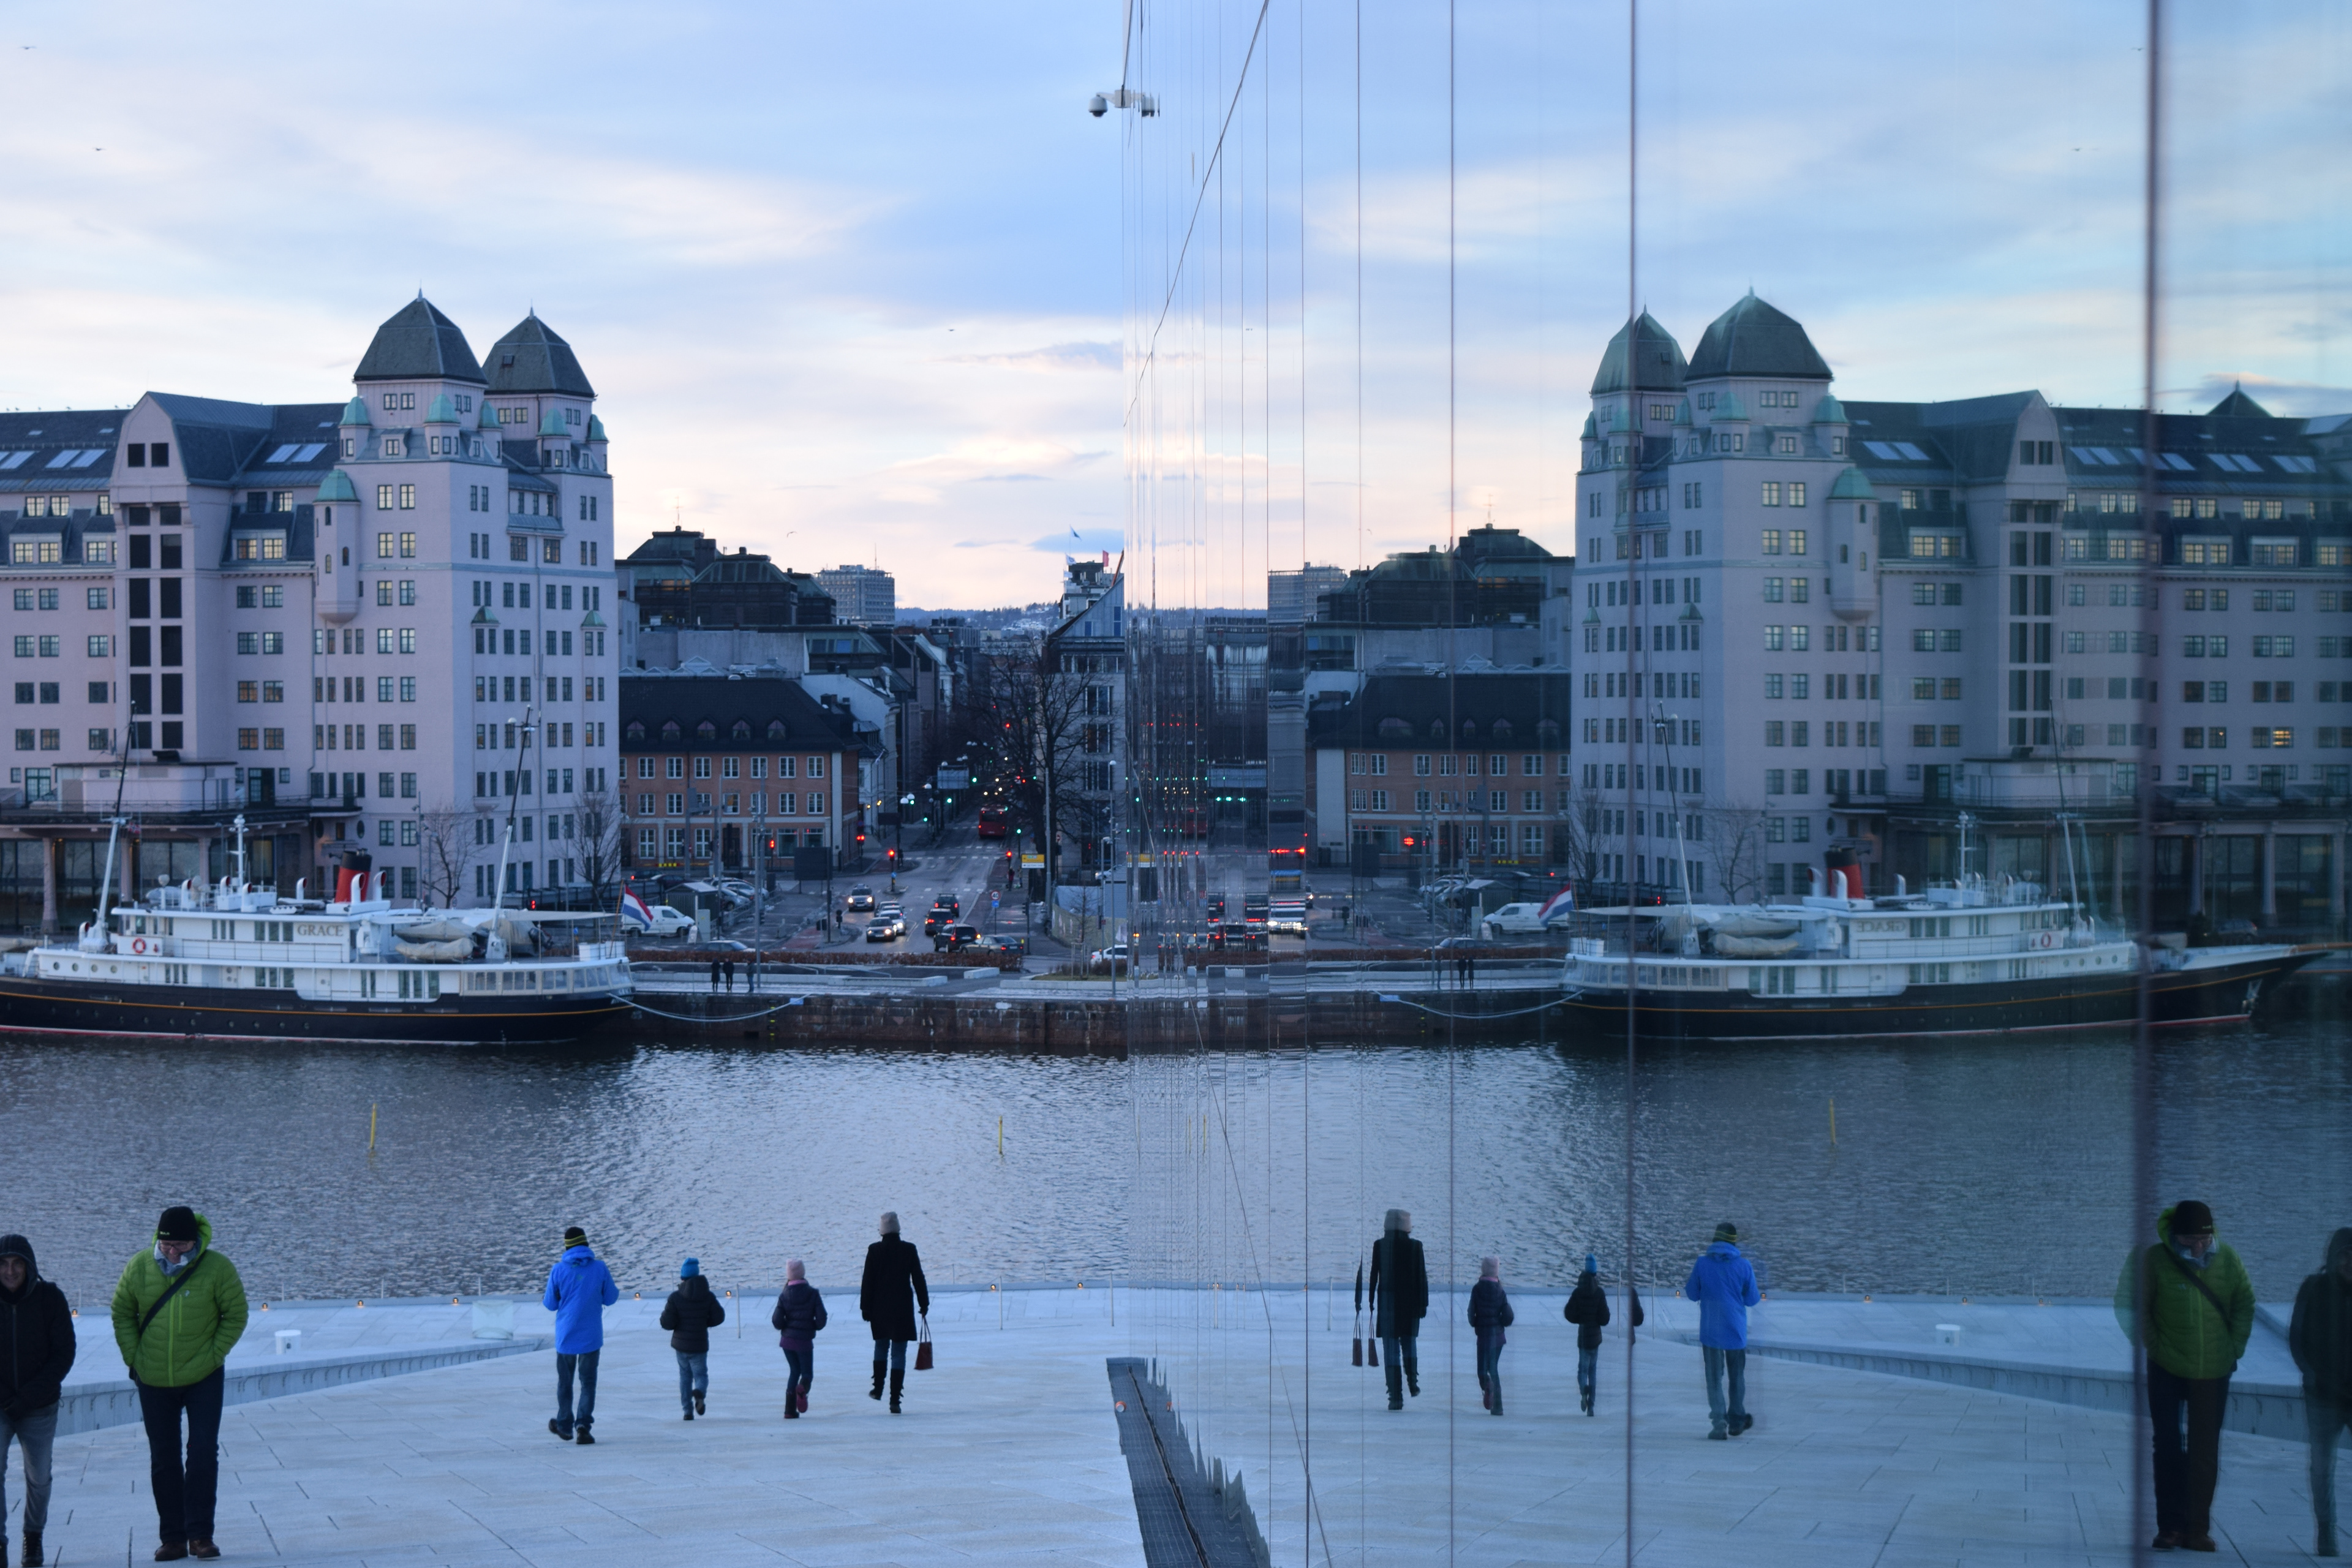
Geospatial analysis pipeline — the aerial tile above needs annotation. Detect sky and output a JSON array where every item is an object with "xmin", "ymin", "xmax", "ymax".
[{"xmin": 1, "ymin": 2, "xmax": 2345, "ymax": 614}]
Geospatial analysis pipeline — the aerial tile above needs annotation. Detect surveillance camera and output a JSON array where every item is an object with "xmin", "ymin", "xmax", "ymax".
[{"xmin": 1088, "ymin": 94, "xmax": 1108, "ymax": 117}]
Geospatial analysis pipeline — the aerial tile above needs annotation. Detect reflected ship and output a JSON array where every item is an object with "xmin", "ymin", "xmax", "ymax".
[
  {"xmin": 0, "ymin": 837, "xmax": 631, "ymax": 1046},
  {"xmin": 1561, "ymin": 870, "xmax": 2324, "ymax": 1041}
]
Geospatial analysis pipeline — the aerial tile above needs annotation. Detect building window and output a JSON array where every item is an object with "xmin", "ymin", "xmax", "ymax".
[{"xmin": 1762, "ymin": 481, "xmax": 1782, "ymax": 507}]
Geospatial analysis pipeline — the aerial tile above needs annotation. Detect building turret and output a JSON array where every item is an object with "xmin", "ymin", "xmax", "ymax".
[
  {"xmin": 313, "ymin": 469, "xmax": 361, "ymax": 623},
  {"xmin": 1827, "ymin": 466, "xmax": 1877, "ymax": 619}
]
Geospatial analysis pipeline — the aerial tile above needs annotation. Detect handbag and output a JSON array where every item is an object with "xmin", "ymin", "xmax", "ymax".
[{"xmin": 913, "ymin": 1314, "xmax": 934, "ymax": 1371}]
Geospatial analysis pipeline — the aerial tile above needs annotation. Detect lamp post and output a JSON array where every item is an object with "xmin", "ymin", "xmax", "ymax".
[{"xmin": 894, "ymin": 792, "xmax": 913, "ymax": 895}]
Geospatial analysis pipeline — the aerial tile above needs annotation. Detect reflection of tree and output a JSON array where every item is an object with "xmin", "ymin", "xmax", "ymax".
[
  {"xmin": 575, "ymin": 790, "xmax": 624, "ymax": 908},
  {"xmin": 949, "ymin": 643, "xmax": 1100, "ymax": 873},
  {"xmin": 416, "ymin": 803, "xmax": 475, "ymax": 910},
  {"xmin": 1555, "ymin": 781, "xmax": 1606, "ymax": 891},
  {"xmin": 1706, "ymin": 804, "xmax": 1770, "ymax": 907}
]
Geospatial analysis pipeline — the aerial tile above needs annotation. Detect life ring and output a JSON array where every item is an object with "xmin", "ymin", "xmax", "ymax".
[
  {"xmin": 130, "ymin": 937, "xmax": 149, "ymax": 955},
  {"xmin": 2034, "ymin": 930, "xmax": 2056, "ymax": 950}
]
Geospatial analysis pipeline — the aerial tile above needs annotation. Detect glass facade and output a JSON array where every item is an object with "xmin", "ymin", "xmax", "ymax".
[{"xmin": 1116, "ymin": 2, "xmax": 2352, "ymax": 1561}]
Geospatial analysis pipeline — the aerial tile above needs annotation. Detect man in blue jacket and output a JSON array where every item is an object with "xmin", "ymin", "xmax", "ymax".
[
  {"xmin": 1684, "ymin": 1221, "xmax": 1761, "ymax": 1440},
  {"xmin": 544, "ymin": 1226, "xmax": 619, "ymax": 1444}
]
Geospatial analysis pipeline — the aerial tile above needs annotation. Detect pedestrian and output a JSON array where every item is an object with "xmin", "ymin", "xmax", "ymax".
[
  {"xmin": 859, "ymin": 1212, "xmax": 929, "ymax": 1415},
  {"xmin": 659, "ymin": 1258, "xmax": 725, "ymax": 1422},
  {"xmin": 723, "ymin": 957, "xmax": 736, "ymax": 992},
  {"xmin": 709, "ymin": 956, "xmax": 722, "ymax": 992},
  {"xmin": 0, "ymin": 1234, "xmax": 75, "ymax": 1568},
  {"xmin": 543, "ymin": 1226, "xmax": 619, "ymax": 1445},
  {"xmin": 772, "ymin": 1259, "xmax": 828, "ymax": 1419},
  {"xmin": 2116, "ymin": 1200, "xmax": 2255, "ymax": 1553},
  {"xmin": 2290, "ymin": 1226, "xmax": 2352, "ymax": 1558},
  {"xmin": 1684, "ymin": 1221, "xmax": 1759, "ymax": 1441},
  {"xmin": 1562, "ymin": 1253, "xmax": 1642, "ymax": 1417},
  {"xmin": 110, "ymin": 1207, "xmax": 247, "ymax": 1562},
  {"xmin": 1468, "ymin": 1256, "xmax": 1513, "ymax": 1416},
  {"xmin": 1464, "ymin": 952, "xmax": 1476, "ymax": 987},
  {"xmin": 1368, "ymin": 1209, "xmax": 1428, "ymax": 1411}
]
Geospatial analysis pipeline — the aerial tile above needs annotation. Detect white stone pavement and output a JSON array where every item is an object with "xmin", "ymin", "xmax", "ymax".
[{"xmin": 20, "ymin": 1286, "xmax": 2345, "ymax": 1567}]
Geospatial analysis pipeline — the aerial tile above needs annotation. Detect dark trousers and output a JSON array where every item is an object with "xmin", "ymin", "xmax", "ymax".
[
  {"xmin": 785, "ymin": 1346, "xmax": 814, "ymax": 1401},
  {"xmin": 2310, "ymin": 1393, "xmax": 2348, "ymax": 1541},
  {"xmin": 2149, "ymin": 1360, "xmax": 2231, "ymax": 1536},
  {"xmin": 872, "ymin": 1338, "xmax": 909, "ymax": 1374},
  {"xmin": 136, "ymin": 1368, "xmax": 224, "ymax": 1545},
  {"xmin": 1381, "ymin": 1334, "xmax": 1419, "ymax": 1402},
  {"xmin": 1703, "ymin": 1346, "xmax": 1747, "ymax": 1434},
  {"xmin": 556, "ymin": 1349, "xmax": 601, "ymax": 1431},
  {"xmin": 1577, "ymin": 1344, "xmax": 1600, "ymax": 1406},
  {"xmin": 1475, "ymin": 1333, "xmax": 1503, "ymax": 1391}
]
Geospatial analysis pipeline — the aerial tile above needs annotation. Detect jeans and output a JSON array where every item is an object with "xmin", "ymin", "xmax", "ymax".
[
  {"xmin": 1702, "ymin": 1346, "xmax": 1747, "ymax": 1434},
  {"xmin": 785, "ymin": 1346, "xmax": 814, "ymax": 1403},
  {"xmin": 1381, "ymin": 1335, "xmax": 1419, "ymax": 1403},
  {"xmin": 675, "ymin": 1351, "xmax": 708, "ymax": 1411},
  {"xmin": 1476, "ymin": 1334, "xmax": 1504, "ymax": 1392},
  {"xmin": 2310, "ymin": 1393, "xmax": 2349, "ymax": 1540},
  {"xmin": 0, "ymin": 1401, "xmax": 58, "ymax": 1534},
  {"xmin": 872, "ymin": 1338, "xmax": 909, "ymax": 1374},
  {"xmin": 136, "ymin": 1369, "xmax": 225, "ymax": 1545},
  {"xmin": 1577, "ymin": 1345, "xmax": 1599, "ymax": 1407},
  {"xmin": 2148, "ymin": 1360, "xmax": 2230, "ymax": 1536},
  {"xmin": 556, "ymin": 1349, "xmax": 601, "ymax": 1431}
]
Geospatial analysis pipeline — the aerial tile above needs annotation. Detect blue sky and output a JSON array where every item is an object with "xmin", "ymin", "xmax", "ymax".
[{"xmin": 1, "ymin": 2, "xmax": 2343, "ymax": 611}]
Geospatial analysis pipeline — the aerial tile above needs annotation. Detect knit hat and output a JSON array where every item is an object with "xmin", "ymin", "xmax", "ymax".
[
  {"xmin": 1713, "ymin": 1221, "xmax": 1740, "ymax": 1244},
  {"xmin": 562, "ymin": 1226, "xmax": 588, "ymax": 1249},
  {"xmin": 1384, "ymin": 1208, "xmax": 1411, "ymax": 1234},
  {"xmin": 1479, "ymin": 1256, "xmax": 1501, "ymax": 1281},
  {"xmin": 680, "ymin": 1257, "xmax": 700, "ymax": 1278},
  {"xmin": 1583, "ymin": 1253, "xmax": 1599, "ymax": 1276},
  {"xmin": 785, "ymin": 1258, "xmax": 805, "ymax": 1282},
  {"xmin": 2171, "ymin": 1201, "xmax": 2215, "ymax": 1237},
  {"xmin": 157, "ymin": 1206, "xmax": 199, "ymax": 1244},
  {"xmin": 879, "ymin": 1211, "xmax": 900, "ymax": 1235}
]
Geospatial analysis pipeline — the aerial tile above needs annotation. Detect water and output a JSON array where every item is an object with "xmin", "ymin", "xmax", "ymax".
[{"xmin": 5, "ymin": 1011, "xmax": 2346, "ymax": 1309}]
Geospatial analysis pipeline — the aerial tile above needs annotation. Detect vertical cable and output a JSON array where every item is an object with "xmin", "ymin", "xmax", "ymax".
[
  {"xmin": 1621, "ymin": 4, "xmax": 1642, "ymax": 1561},
  {"xmin": 1446, "ymin": 0, "xmax": 1460, "ymax": 1556}
]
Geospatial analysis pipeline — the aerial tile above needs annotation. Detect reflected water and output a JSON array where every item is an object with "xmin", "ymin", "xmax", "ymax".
[{"xmin": 2, "ymin": 1005, "xmax": 2345, "ymax": 1307}]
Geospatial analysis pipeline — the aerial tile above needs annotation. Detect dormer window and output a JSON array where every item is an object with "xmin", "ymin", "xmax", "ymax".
[
  {"xmin": 342, "ymin": 438, "xmax": 357, "ymax": 459},
  {"xmin": 380, "ymin": 392, "xmax": 416, "ymax": 412},
  {"xmin": 382, "ymin": 435, "xmax": 405, "ymax": 459},
  {"xmin": 1776, "ymin": 435, "xmax": 1798, "ymax": 454},
  {"xmin": 566, "ymin": 407, "xmax": 581, "ymax": 428},
  {"xmin": 696, "ymin": 720, "xmax": 718, "ymax": 741}
]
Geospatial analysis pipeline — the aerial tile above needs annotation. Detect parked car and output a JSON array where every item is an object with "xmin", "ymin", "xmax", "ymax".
[
  {"xmin": 1479, "ymin": 901, "xmax": 1569, "ymax": 938},
  {"xmin": 1088, "ymin": 944, "xmax": 1133, "ymax": 974},
  {"xmin": 623, "ymin": 901, "xmax": 695, "ymax": 940},
  {"xmin": 845, "ymin": 885, "xmax": 876, "ymax": 912}
]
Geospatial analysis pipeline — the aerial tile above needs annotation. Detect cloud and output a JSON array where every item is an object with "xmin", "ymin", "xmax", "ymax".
[
  {"xmin": 976, "ymin": 472, "xmax": 1050, "ymax": 483},
  {"xmin": 944, "ymin": 341, "xmax": 1119, "ymax": 371},
  {"xmin": 1036, "ymin": 530, "xmax": 1122, "ymax": 554}
]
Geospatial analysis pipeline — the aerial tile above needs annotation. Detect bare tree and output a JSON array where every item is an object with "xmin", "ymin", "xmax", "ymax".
[
  {"xmin": 1547, "ymin": 780, "xmax": 1607, "ymax": 895},
  {"xmin": 1705, "ymin": 804, "xmax": 1770, "ymax": 907},
  {"xmin": 416, "ymin": 802, "xmax": 477, "ymax": 910},
  {"xmin": 575, "ymin": 789, "xmax": 625, "ymax": 908},
  {"xmin": 951, "ymin": 641, "xmax": 1102, "ymax": 875}
]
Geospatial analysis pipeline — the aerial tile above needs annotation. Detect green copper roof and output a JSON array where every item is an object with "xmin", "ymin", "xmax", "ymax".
[
  {"xmin": 1672, "ymin": 399, "xmax": 1692, "ymax": 426},
  {"xmin": 339, "ymin": 396, "xmax": 371, "ymax": 428},
  {"xmin": 587, "ymin": 414, "xmax": 607, "ymax": 443},
  {"xmin": 1580, "ymin": 413, "xmax": 1597, "ymax": 440},
  {"xmin": 314, "ymin": 469, "xmax": 359, "ymax": 503},
  {"xmin": 425, "ymin": 393, "xmax": 458, "ymax": 424},
  {"xmin": 1711, "ymin": 391, "xmax": 1749, "ymax": 421},
  {"xmin": 1812, "ymin": 393, "xmax": 1848, "ymax": 423},
  {"xmin": 538, "ymin": 407, "xmax": 569, "ymax": 437},
  {"xmin": 1828, "ymin": 466, "xmax": 1876, "ymax": 500},
  {"xmin": 1688, "ymin": 292, "xmax": 1833, "ymax": 381}
]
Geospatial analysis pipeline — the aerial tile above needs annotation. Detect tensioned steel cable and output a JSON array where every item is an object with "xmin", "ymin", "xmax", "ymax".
[
  {"xmin": 1621, "ymin": 3, "xmax": 1642, "ymax": 1561},
  {"xmin": 1446, "ymin": 0, "xmax": 1460, "ymax": 1553}
]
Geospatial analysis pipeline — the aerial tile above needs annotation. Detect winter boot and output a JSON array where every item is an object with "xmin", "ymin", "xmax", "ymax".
[
  {"xmin": 870, "ymin": 1364, "xmax": 886, "ymax": 1401},
  {"xmin": 1406, "ymin": 1366, "xmax": 1420, "ymax": 1398},
  {"xmin": 888, "ymin": 1367, "xmax": 905, "ymax": 1414},
  {"xmin": 784, "ymin": 1397, "xmax": 799, "ymax": 1419},
  {"xmin": 695, "ymin": 1390, "xmax": 706, "ymax": 1415},
  {"xmin": 1488, "ymin": 1376, "xmax": 1502, "ymax": 1417},
  {"xmin": 1477, "ymin": 1371, "xmax": 1491, "ymax": 1410},
  {"xmin": 684, "ymin": 1406, "xmax": 694, "ymax": 1421},
  {"xmin": 23, "ymin": 1530, "xmax": 42, "ymax": 1567},
  {"xmin": 576, "ymin": 1425, "xmax": 596, "ymax": 1445}
]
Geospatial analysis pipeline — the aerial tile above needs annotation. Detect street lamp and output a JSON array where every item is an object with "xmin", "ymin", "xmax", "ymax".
[{"xmin": 894, "ymin": 793, "xmax": 914, "ymax": 894}]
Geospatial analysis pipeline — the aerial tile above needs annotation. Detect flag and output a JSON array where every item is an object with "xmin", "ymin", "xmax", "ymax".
[
  {"xmin": 1537, "ymin": 886, "xmax": 1576, "ymax": 924},
  {"xmin": 620, "ymin": 890, "xmax": 655, "ymax": 929}
]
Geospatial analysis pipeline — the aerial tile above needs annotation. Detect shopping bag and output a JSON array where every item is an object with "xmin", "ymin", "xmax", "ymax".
[{"xmin": 914, "ymin": 1314, "xmax": 935, "ymax": 1371}]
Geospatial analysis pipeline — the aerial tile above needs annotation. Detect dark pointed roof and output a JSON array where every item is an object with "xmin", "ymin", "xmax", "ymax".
[
  {"xmin": 1687, "ymin": 293, "xmax": 1832, "ymax": 382},
  {"xmin": 354, "ymin": 297, "xmax": 486, "ymax": 385},
  {"xmin": 1589, "ymin": 312, "xmax": 1687, "ymax": 396},
  {"xmin": 487, "ymin": 314, "xmax": 596, "ymax": 398},
  {"xmin": 2207, "ymin": 383, "xmax": 2272, "ymax": 420}
]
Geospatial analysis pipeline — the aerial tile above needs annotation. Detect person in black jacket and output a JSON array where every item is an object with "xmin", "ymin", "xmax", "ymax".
[
  {"xmin": 0, "ymin": 1234, "xmax": 74, "ymax": 1568},
  {"xmin": 658, "ymin": 1259, "xmax": 726, "ymax": 1420},
  {"xmin": 1467, "ymin": 1256, "xmax": 1513, "ymax": 1416},
  {"xmin": 2290, "ymin": 1226, "xmax": 2352, "ymax": 1558},
  {"xmin": 771, "ymin": 1260, "xmax": 828, "ymax": 1419},
  {"xmin": 859, "ymin": 1212, "xmax": 929, "ymax": 1415},
  {"xmin": 1368, "ymin": 1209, "xmax": 1427, "ymax": 1411},
  {"xmin": 1563, "ymin": 1253, "xmax": 1641, "ymax": 1418}
]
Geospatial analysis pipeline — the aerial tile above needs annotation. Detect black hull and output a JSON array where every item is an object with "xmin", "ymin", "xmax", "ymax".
[
  {"xmin": 1561, "ymin": 951, "xmax": 2324, "ymax": 1041},
  {"xmin": 0, "ymin": 978, "xmax": 631, "ymax": 1046}
]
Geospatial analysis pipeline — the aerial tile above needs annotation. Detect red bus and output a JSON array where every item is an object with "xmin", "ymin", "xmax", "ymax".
[{"xmin": 976, "ymin": 805, "xmax": 1010, "ymax": 839}]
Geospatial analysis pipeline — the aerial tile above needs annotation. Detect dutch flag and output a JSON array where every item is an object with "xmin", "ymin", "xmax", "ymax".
[
  {"xmin": 620, "ymin": 891, "xmax": 655, "ymax": 930},
  {"xmin": 1537, "ymin": 887, "xmax": 1576, "ymax": 924}
]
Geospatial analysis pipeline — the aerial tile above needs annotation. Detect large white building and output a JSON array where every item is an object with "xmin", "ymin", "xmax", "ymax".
[
  {"xmin": 816, "ymin": 563, "xmax": 895, "ymax": 628},
  {"xmin": 0, "ymin": 297, "xmax": 619, "ymax": 927},
  {"xmin": 1570, "ymin": 295, "xmax": 2352, "ymax": 930}
]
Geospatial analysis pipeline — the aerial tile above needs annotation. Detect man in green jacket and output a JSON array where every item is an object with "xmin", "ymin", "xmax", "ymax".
[
  {"xmin": 2114, "ymin": 1200, "xmax": 2255, "ymax": 1553},
  {"xmin": 110, "ymin": 1207, "xmax": 248, "ymax": 1564}
]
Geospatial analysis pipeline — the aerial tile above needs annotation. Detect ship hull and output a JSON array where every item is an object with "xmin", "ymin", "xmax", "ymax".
[
  {"xmin": 1561, "ymin": 951, "xmax": 2322, "ymax": 1041},
  {"xmin": 0, "ymin": 976, "xmax": 631, "ymax": 1046}
]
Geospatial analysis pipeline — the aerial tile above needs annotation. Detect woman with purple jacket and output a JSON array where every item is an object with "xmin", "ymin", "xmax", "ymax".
[{"xmin": 771, "ymin": 1261, "xmax": 828, "ymax": 1420}]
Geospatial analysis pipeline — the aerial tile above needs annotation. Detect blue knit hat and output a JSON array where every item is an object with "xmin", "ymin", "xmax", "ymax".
[
  {"xmin": 680, "ymin": 1257, "xmax": 701, "ymax": 1278},
  {"xmin": 1583, "ymin": 1253, "xmax": 1598, "ymax": 1276}
]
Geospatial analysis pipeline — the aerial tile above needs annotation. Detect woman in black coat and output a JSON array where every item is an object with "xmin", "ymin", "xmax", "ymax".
[{"xmin": 859, "ymin": 1212, "xmax": 929, "ymax": 1414}]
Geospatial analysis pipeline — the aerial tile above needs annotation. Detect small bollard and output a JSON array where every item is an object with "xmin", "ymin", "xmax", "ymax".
[
  {"xmin": 1935, "ymin": 1323, "xmax": 1962, "ymax": 1347},
  {"xmin": 274, "ymin": 1329, "xmax": 301, "ymax": 1355}
]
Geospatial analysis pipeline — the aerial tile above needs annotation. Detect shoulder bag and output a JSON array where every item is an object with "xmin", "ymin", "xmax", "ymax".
[
  {"xmin": 914, "ymin": 1313, "xmax": 934, "ymax": 1371},
  {"xmin": 136, "ymin": 1253, "xmax": 206, "ymax": 1344}
]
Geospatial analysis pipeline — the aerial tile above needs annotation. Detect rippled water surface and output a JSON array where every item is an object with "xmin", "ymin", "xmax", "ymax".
[{"xmin": 3, "ymin": 1004, "xmax": 2346, "ymax": 1306}]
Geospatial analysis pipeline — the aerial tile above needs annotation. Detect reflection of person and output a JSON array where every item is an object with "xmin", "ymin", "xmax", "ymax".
[
  {"xmin": 660, "ymin": 1259, "xmax": 726, "ymax": 1421},
  {"xmin": 1467, "ymin": 1257, "xmax": 1513, "ymax": 1416},
  {"xmin": 2114, "ymin": 1200, "xmax": 2254, "ymax": 1554},
  {"xmin": 859, "ymin": 1213, "xmax": 929, "ymax": 1415},
  {"xmin": 543, "ymin": 1226, "xmax": 620, "ymax": 1444},
  {"xmin": 772, "ymin": 1260, "xmax": 829, "ymax": 1419},
  {"xmin": 2289, "ymin": 1227, "xmax": 2352, "ymax": 1559},
  {"xmin": 1562, "ymin": 1253, "xmax": 1641, "ymax": 1417},
  {"xmin": 1368, "ymin": 1210, "xmax": 1428, "ymax": 1411},
  {"xmin": 111, "ymin": 1207, "xmax": 247, "ymax": 1563},
  {"xmin": 0, "ymin": 1234, "xmax": 75, "ymax": 1568},
  {"xmin": 1684, "ymin": 1222, "xmax": 1758, "ymax": 1441}
]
